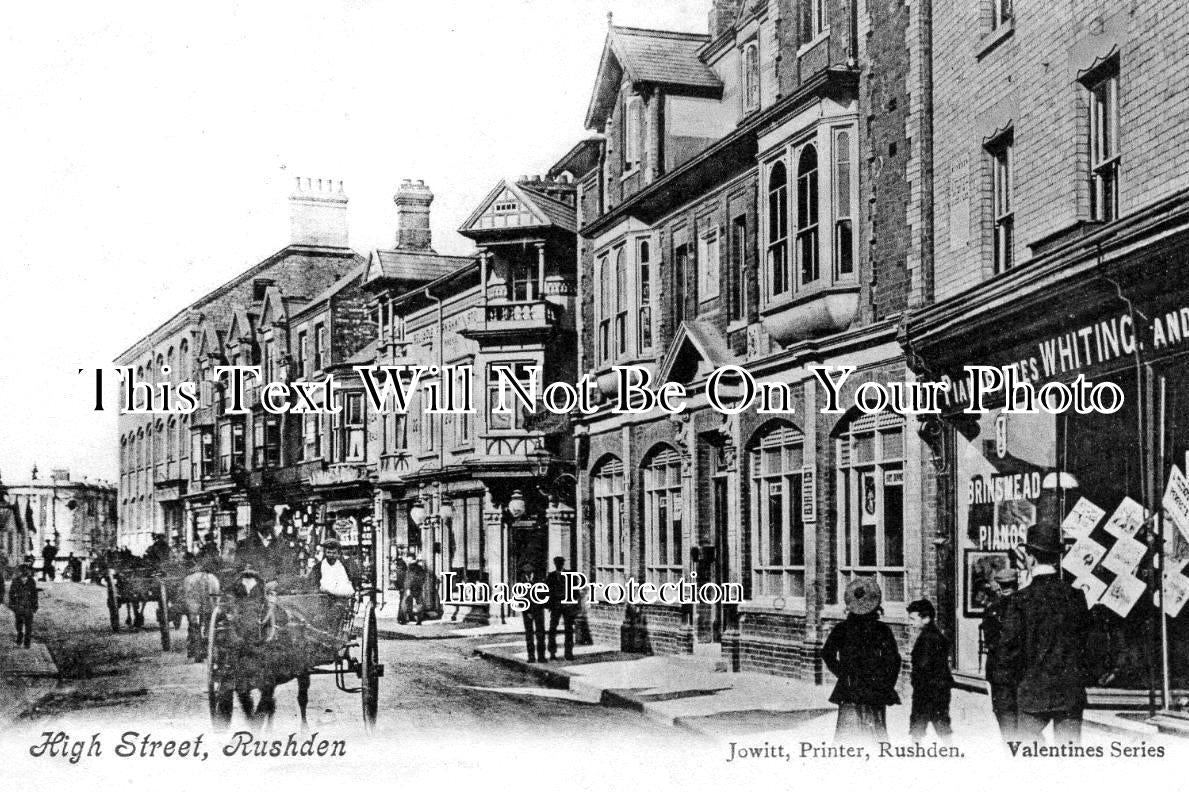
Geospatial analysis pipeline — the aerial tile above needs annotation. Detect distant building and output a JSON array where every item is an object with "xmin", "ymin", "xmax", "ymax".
[{"xmin": 7, "ymin": 467, "xmax": 117, "ymax": 563}]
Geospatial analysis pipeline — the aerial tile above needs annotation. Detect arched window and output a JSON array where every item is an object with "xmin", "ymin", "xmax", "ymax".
[
  {"xmin": 623, "ymin": 95, "xmax": 643, "ymax": 170},
  {"xmin": 797, "ymin": 144, "xmax": 819, "ymax": 286},
  {"xmin": 836, "ymin": 411, "xmax": 906, "ymax": 603},
  {"xmin": 592, "ymin": 456, "xmax": 626, "ymax": 585},
  {"xmin": 643, "ymin": 446, "xmax": 684, "ymax": 585},
  {"xmin": 636, "ymin": 238, "xmax": 653, "ymax": 353},
  {"xmin": 167, "ymin": 418, "xmax": 177, "ymax": 463},
  {"xmin": 179, "ymin": 339, "xmax": 189, "ymax": 379},
  {"xmin": 749, "ymin": 423, "xmax": 807, "ymax": 599},
  {"xmin": 767, "ymin": 161, "xmax": 789, "ymax": 297},
  {"xmin": 743, "ymin": 42, "xmax": 760, "ymax": 112},
  {"xmin": 614, "ymin": 247, "xmax": 627, "ymax": 355},
  {"xmin": 167, "ymin": 347, "xmax": 175, "ymax": 384}
]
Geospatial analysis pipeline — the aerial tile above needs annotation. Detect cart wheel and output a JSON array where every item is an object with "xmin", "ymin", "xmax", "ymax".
[
  {"xmin": 106, "ymin": 575, "xmax": 120, "ymax": 633},
  {"xmin": 207, "ymin": 605, "xmax": 222, "ymax": 723},
  {"xmin": 158, "ymin": 581, "xmax": 171, "ymax": 651},
  {"xmin": 360, "ymin": 601, "xmax": 380, "ymax": 730}
]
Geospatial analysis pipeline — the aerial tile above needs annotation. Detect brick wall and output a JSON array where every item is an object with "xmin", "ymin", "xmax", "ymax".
[{"xmin": 931, "ymin": 1, "xmax": 1189, "ymax": 301}]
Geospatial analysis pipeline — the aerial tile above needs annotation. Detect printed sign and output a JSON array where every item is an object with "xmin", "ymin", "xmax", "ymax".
[
  {"xmin": 1162, "ymin": 570, "xmax": 1189, "ymax": 617},
  {"xmin": 1074, "ymin": 575, "xmax": 1108, "ymax": 609},
  {"xmin": 1100, "ymin": 534, "xmax": 1148, "ymax": 576},
  {"xmin": 1100, "ymin": 573, "xmax": 1147, "ymax": 617},
  {"xmin": 1163, "ymin": 465, "xmax": 1189, "ymax": 542},
  {"xmin": 1104, "ymin": 497, "xmax": 1147, "ymax": 539},
  {"xmin": 1062, "ymin": 497, "xmax": 1105, "ymax": 538},
  {"xmin": 1062, "ymin": 536, "xmax": 1107, "ymax": 579}
]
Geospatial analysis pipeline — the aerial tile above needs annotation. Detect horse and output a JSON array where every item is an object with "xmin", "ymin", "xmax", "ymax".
[{"xmin": 181, "ymin": 569, "xmax": 220, "ymax": 661}]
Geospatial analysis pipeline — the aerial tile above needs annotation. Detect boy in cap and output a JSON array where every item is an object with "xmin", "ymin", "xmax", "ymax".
[
  {"xmin": 907, "ymin": 598, "xmax": 953, "ymax": 741},
  {"xmin": 8, "ymin": 564, "xmax": 38, "ymax": 648}
]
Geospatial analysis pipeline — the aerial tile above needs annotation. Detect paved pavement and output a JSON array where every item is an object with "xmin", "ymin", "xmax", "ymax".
[{"xmin": 474, "ymin": 639, "xmax": 1171, "ymax": 750}]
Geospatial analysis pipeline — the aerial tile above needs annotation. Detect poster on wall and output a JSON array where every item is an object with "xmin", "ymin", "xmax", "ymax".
[
  {"xmin": 1062, "ymin": 536, "xmax": 1108, "ymax": 579},
  {"xmin": 1104, "ymin": 496, "xmax": 1147, "ymax": 539},
  {"xmin": 1074, "ymin": 574, "xmax": 1108, "ymax": 608},
  {"xmin": 1099, "ymin": 573, "xmax": 1147, "ymax": 617},
  {"xmin": 1062, "ymin": 497, "xmax": 1105, "ymax": 538},
  {"xmin": 1162, "ymin": 465, "xmax": 1189, "ymax": 542},
  {"xmin": 1100, "ymin": 534, "xmax": 1148, "ymax": 576},
  {"xmin": 860, "ymin": 471, "xmax": 877, "ymax": 527},
  {"xmin": 1162, "ymin": 568, "xmax": 1189, "ymax": 617},
  {"xmin": 963, "ymin": 549, "xmax": 1011, "ymax": 617}
]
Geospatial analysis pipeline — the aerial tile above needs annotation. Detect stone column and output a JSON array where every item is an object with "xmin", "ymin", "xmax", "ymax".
[
  {"xmin": 483, "ymin": 490, "xmax": 507, "ymax": 623},
  {"xmin": 535, "ymin": 242, "xmax": 546, "ymax": 301}
]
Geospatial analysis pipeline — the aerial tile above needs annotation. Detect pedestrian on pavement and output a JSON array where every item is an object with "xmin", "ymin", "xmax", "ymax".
[
  {"xmin": 67, "ymin": 553, "xmax": 82, "ymax": 582},
  {"xmin": 8, "ymin": 563, "xmax": 38, "ymax": 648},
  {"xmin": 392, "ymin": 555, "xmax": 408, "ymax": 624},
  {"xmin": 906, "ymin": 598, "xmax": 953, "ymax": 742},
  {"xmin": 981, "ymin": 567, "xmax": 1019, "ymax": 741},
  {"xmin": 999, "ymin": 518, "xmax": 1093, "ymax": 743},
  {"xmin": 404, "ymin": 552, "xmax": 427, "ymax": 626},
  {"xmin": 821, "ymin": 577, "xmax": 902, "ymax": 744},
  {"xmin": 41, "ymin": 540, "xmax": 58, "ymax": 581},
  {"xmin": 519, "ymin": 568, "xmax": 547, "ymax": 663},
  {"xmin": 545, "ymin": 556, "xmax": 577, "ymax": 661}
]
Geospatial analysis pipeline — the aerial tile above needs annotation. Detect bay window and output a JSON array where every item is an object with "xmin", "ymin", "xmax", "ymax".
[
  {"xmin": 796, "ymin": 145, "xmax": 820, "ymax": 286},
  {"xmin": 767, "ymin": 161, "xmax": 790, "ymax": 297},
  {"xmin": 637, "ymin": 238, "xmax": 653, "ymax": 353},
  {"xmin": 833, "ymin": 129, "xmax": 854, "ymax": 277}
]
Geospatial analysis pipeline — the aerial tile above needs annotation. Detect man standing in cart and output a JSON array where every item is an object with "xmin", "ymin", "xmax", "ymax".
[
  {"xmin": 999, "ymin": 518, "xmax": 1093, "ymax": 743},
  {"xmin": 308, "ymin": 539, "xmax": 360, "ymax": 629}
]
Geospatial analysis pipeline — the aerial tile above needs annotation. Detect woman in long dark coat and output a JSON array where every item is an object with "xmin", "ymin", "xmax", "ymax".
[{"xmin": 822, "ymin": 578, "xmax": 902, "ymax": 743}]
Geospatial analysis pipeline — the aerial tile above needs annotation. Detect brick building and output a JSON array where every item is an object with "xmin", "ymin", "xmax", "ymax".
[
  {"xmin": 364, "ymin": 174, "xmax": 579, "ymax": 619},
  {"xmin": 568, "ymin": 0, "xmax": 931, "ymax": 678},
  {"xmin": 904, "ymin": 1, "xmax": 1189, "ymax": 698},
  {"xmin": 116, "ymin": 178, "xmax": 362, "ymax": 553}
]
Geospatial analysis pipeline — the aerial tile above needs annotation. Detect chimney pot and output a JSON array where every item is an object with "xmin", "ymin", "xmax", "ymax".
[
  {"xmin": 289, "ymin": 175, "xmax": 349, "ymax": 247},
  {"xmin": 393, "ymin": 179, "xmax": 435, "ymax": 252}
]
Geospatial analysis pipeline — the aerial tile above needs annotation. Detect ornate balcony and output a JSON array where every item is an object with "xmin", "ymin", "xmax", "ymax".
[
  {"xmin": 460, "ymin": 300, "xmax": 562, "ymax": 344},
  {"xmin": 377, "ymin": 452, "xmax": 413, "ymax": 483}
]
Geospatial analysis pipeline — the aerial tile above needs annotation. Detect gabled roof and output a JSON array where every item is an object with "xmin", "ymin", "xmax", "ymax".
[
  {"xmin": 364, "ymin": 249, "xmax": 474, "ymax": 288},
  {"xmin": 656, "ymin": 319, "xmax": 738, "ymax": 385},
  {"xmin": 225, "ymin": 306, "xmax": 256, "ymax": 346},
  {"xmin": 548, "ymin": 137, "xmax": 604, "ymax": 181},
  {"xmin": 459, "ymin": 180, "xmax": 577, "ymax": 240},
  {"xmin": 258, "ymin": 284, "xmax": 301, "ymax": 328},
  {"xmin": 196, "ymin": 323, "xmax": 224, "ymax": 360},
  {"xmin": 586, "ymin": 25, "xmax": 721, "ymax": 128}
]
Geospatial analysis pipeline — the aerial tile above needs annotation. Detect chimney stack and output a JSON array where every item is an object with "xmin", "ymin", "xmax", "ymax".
[
  {"xmin": 394, "ymin": 179, "xmax": 435, "ymax": 251},
  {"xmin": 289, "ymin": 177, "xmax": 349, "ymax": 248},
  {"xmin": 708, "ymin": 0, "xmax": 740, "ymax": 39}
]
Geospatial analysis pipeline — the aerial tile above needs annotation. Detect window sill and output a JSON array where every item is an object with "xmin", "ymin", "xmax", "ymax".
[
  {"xmin": 739, "ymin": 597, "xmax": 807, "ymax": 615},
  {"xmin": 620, "ymin": 167, "xmax": 641, "ymax": 183},
  {"xmin": 796, "ymin": 27, "xmax": 831, "ymax": 59},
  {"xmin": 975, "ymin": 20, "xmax": 1014, "ymax": 60},
  {"xmin": 726, "ymin": 319, "xmax": 749, "ymax": 334}
]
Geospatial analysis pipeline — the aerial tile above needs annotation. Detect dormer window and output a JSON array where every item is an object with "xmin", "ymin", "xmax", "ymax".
[
  {"xmin": 743, "ymin": 42, "xmax": 760, "ymax": 113},
  {"xmin": 623, "ymin": 95, "xmax": 643, "ymax": 171}
]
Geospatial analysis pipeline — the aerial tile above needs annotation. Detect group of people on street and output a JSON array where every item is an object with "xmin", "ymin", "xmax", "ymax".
[
  {"xmin": 390, "ymin": 552, "xmax": 429, "ymax": 625},
  {"xmin": 520, "ymin": 556, "xmax": 579, "ymax": 663},
  {"xmin": 822, "ymin": 516, "xmax": 1093, "ymax": 745}
]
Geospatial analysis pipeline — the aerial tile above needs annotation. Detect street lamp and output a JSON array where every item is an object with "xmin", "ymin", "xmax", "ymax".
[
  {"xmin": 506, "ymin": 490, "xmax": 526, "ymax": 520},
  {"xmin": 408, "ymin": 498, "xmax": 427, "ymax": 528}
]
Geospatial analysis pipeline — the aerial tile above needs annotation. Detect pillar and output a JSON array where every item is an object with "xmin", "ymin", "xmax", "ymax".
[{"xmin": 535, "ymin": 242, "xmax": 546, "ymax": 301}]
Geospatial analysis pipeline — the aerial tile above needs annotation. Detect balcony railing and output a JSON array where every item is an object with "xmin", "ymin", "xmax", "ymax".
[{"xmin": 485, "ymin": 300, "xmax": 561, "ymax": 327}]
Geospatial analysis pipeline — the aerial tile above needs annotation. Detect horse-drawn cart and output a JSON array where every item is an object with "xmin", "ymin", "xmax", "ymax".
[
  {"xmin": 103, "ymin": 557, "xmax": 188, "ymax": 651},
  {"xmin": 205, "ymin": 583, "xmax": 382, "ymax": 728}
]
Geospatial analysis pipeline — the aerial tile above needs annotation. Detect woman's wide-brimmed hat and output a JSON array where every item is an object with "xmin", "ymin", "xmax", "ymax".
[{"xmin": 844, "ymin": 577, "xmax": 883, "ymax": 615}]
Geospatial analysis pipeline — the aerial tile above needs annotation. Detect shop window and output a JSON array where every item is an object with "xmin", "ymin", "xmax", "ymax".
[
  {"xmin": 796, "ymin": 144, "xmax": 820, "ymax": 287},
  {"xmin": 1086, "ymin": 63, "xmax": 1120, "ymax": 223},
  {"xmin": 767, "ymin": 161, "xmax": 790, "ymax": 298},
  {"xmin": 644, "ymin": 446, "xmax": 685, "ymax": 585},
  {"xmin": 837, "ymin": 412, "xmax": 906, "ymax": 603},
  {"xmin": 749, "ymin": 424, "xmax": 808, "ymax": 599},
  {"xmin": 742, "ymin": 41, "xmax": 760, "ymax": 113},
  {"xmin": 699, "ymin": 226, "xmax": 721, "ymax": 302},
  {"xmin": 637, "ymin": 238, "xmax": 653, "ymax": 353},
  {"xmin": 987, "ymin": 130, "xmax": 1014, "ymax": 273},
  {"xmin": 593, "ymin": 456, "xmax": 626, "ymax": 585}
]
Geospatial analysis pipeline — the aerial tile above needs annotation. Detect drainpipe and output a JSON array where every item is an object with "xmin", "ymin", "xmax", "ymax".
[{"xmin": 424, "ymin": 285, "xmax": 446, "ymax": 614}]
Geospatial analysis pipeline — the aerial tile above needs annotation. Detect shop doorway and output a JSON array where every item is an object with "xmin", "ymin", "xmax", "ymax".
[{"xmin": 510, "ymin": 521, "xmax": 548, "ymax": 579}]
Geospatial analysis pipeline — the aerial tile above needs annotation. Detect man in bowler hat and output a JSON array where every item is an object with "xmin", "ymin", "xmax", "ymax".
[{"xmin": 999, "ymin": 517, "xmax": 1092, "ymax": 742}]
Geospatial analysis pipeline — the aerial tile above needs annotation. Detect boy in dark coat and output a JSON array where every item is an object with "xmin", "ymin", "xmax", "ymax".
[
  {"xmin": 822, "ymin": 578, "xmax": 902, "ymax": 743},
  {"xmin": 8, "ymin": 564, "xmax": 38, "ymax": 647},
  {"xmin": 907, "ymin": 598, "xmax": 953, "ymax": 741}
]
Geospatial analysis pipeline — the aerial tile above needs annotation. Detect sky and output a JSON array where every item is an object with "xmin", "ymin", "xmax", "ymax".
[{"xmin": 0, "ymin": 0, "xmax": 707, "ymax": 485}]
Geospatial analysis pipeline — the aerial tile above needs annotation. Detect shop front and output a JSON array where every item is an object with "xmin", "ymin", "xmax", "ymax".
[{"xmin": 907, "ymin": 194, "xmax": 1189, "ymax": 701}]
